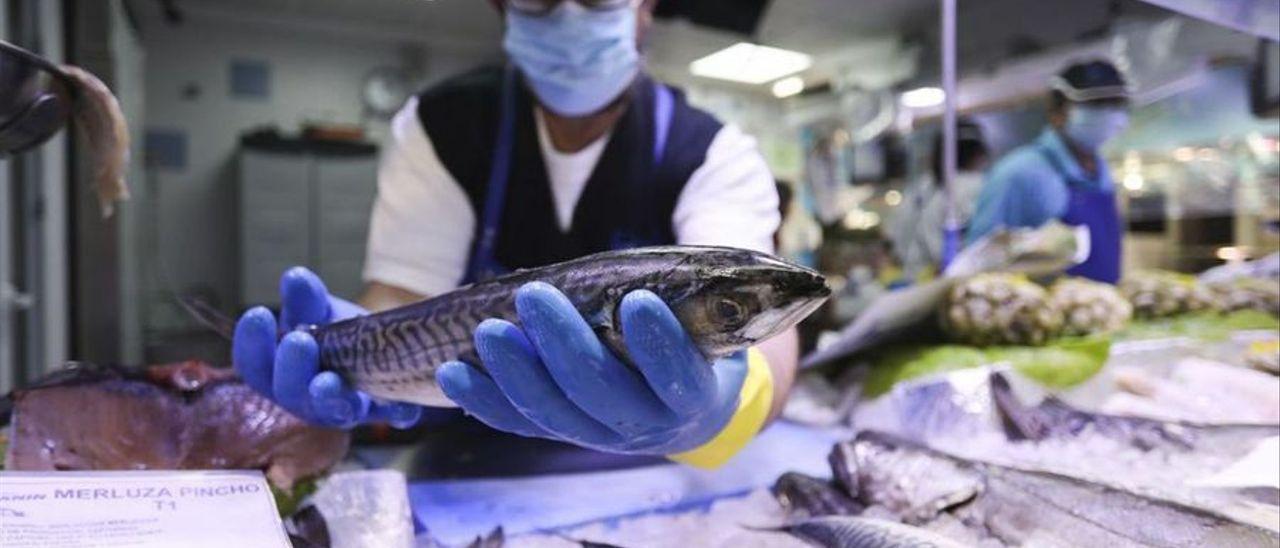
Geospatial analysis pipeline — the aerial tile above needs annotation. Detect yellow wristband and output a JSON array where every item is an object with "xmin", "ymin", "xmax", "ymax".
[{"xmin": 668, "ymin": 348, "xmax": 774, "ymax": 469}]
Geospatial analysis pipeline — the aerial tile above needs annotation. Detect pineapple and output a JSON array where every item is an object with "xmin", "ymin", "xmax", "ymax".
[
  {"xmin": 942, "ymin": 273, "xmax": 1062, "ymax": 346},
  {"xmin": 1205, "ymin": 277, "xmax": 1280, "ymax": 316},
  {"xmin": 1049, "ymin": 277, "xmax": 1133, "ymax": 336},
  {"xmin": 1120, "ymin": 270, "xmax": 1213, "ymax": 319}
]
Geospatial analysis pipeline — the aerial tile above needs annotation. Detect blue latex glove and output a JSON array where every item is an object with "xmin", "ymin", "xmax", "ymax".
[
  {"xmin": 436, "ymin": 282, "xmax": 748, "ymax": 455},
  {"xmin": 232, "ymin": 267, "xmax": 423, "ymax": 429}
]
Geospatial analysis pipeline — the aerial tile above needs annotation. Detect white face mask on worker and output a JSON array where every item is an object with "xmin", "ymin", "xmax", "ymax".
[
  {"xmin": 1064, "ymin": 106, "xmax": 1130, "ymax": 151},
  {"xmin": 954, "ymin": 171, "xmax": 984, "ymax": 187}
]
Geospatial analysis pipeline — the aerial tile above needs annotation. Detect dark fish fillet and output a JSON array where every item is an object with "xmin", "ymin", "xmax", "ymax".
[
  {"xmin": 781, "ymin": 516, "xmax": 966, "ymax": 548},
  {"xmin": 3, "ymin": 361, "xmax": 349, "ymax": 489},
  {"xmin": 772, "ymin": 472, "xmax": 863, "ymax": 518}
]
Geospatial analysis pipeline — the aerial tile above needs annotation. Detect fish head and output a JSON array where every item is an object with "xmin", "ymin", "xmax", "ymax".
[{"xmin": 662, "ymin": 247, "xmax": 830, "ymax": 359}]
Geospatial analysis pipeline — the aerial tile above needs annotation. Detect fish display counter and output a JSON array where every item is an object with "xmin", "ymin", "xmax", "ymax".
[
  {"xmin": 2, "ymin": 245, "xmax": 1277, "ymax": 547},
  {"xmin": 0, "ymin": 247, "xmax": 842, "ymax": 547},
  {"xmin": 757, "ymin": 249, "xmax": 1280, "ymax": 547}
]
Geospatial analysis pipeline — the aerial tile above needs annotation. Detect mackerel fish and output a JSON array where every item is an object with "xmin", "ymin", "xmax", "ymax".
[{"xmin": 307, "ymin": 246, "xmax": 828, "ymax": 407}]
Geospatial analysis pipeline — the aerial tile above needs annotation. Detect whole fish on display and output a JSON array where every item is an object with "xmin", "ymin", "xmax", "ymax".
[
  {"xmin": 772, "ymin": 472, "xmax": 864, "ymax": 518},
  {"xmin": 989, "ymin": 372, "xmax": 1280, "ymax": 453},
  {"xmin": 778, "ymin": 516, "xmax": 967, "ymax": 548},
  {"xmin": 192, "ymin": 246, "xmax": 830, "ymax": 407},
  {"xmin": 829, "ymin": 431, "xmax": 1280, "ymax": 547},
  {"xmin": 848, "ymin": 368, "xmax": 1280, "ymax": 530}
]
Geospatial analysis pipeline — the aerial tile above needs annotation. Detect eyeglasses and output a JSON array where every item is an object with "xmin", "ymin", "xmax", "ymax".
[{"xmin": 506, "ymin": 0, "xmax": 632, "ymax": 16}]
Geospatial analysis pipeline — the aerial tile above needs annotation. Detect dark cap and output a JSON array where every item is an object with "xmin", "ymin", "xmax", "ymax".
[{"xmin": 1049, "ymin": 60, "xmax": 1130, "ymax": 102}]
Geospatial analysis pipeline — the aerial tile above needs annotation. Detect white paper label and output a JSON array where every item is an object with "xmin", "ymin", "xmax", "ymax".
[{"xmin": 0, "ymin": 470, "xmax": 291, "ymax": 548}]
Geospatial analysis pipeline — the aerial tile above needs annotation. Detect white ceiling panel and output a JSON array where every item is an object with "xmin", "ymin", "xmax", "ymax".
[{"xmin": 127, "ymin": 0, "xmax": 1175, "ymax": 93}]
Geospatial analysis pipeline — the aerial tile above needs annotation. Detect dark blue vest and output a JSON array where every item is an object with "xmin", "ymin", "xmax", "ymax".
[
  {"xmin": 416, "ymin": 66, "xmax": 723, "ymax": 277},
  {"xmin": 404, "ymin": 67, "xmax": 727, "ymax": 477}
]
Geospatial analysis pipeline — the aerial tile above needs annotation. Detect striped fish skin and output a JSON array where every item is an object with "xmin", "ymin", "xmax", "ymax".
[
  {"xmin": 785, "ymin": 516, "xmax": 966, "ymax": 548},
  {"xmin": 311, "ymin": 246, "xmax": 829, "ymax": 407}
]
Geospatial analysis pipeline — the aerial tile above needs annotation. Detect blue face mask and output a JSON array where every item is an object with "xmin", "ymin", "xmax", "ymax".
[
  {"xmin": 1064, "ymin": 106, "xmax": 1129, "ymax": 151},
  {"xmin": 504, "ymin": 3, "xmax": 640, "ymax": 117}
]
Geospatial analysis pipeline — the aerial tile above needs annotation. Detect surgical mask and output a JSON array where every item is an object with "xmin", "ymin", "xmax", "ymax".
[
  {"xmin": 1064, "ymin": 106, "xmax": 1129, "ymax": 151},
  {"xmin": 954, "ymin": 170, "xmax": 984, "ymax": 188},
  {"xmin": 503, "ymin": 3, "xmax": 639, "ymax": 117}
]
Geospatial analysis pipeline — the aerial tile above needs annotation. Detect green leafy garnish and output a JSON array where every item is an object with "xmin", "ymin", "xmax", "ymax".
[
  {"xmin": 863, "ymin": 345, "xmax": 990, "ymax": 397},
  {"xmin": 271, "ymin": 477, "xmax": 319, "ymax": 517},
  {"xmin": 862, "ymin": 335, "xmax": 1111, "ymax": 397},
  {"xmin": 1120, "ymin": 310, "xmax": 1279, "ymax": 342},
  {"xmin": 984, "ymin": 335, "xmax": 1110, "ymax": 388}
]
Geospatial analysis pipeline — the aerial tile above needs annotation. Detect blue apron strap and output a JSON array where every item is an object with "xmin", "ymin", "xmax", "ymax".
[
  {"xmin": 652, "ymin": 82, "xmax": 673, "ymax": 166},
  {"xmin": 464, "ymin": 65, "xmax": 518, "ymax": 283},
  {"xmin": 472, "ymin": 76, "xmax": 671, "ymax": 261},
  {"xmin": 1034, "ymin": 141, "xmax": 1089, "ymax": 187},
  {"xmin": 612, "ymin": 81, "xmax": 673, "ymax": 251},
  {"xmin": 1035, "ymin": 143, "xmax": 1070, "ymax": 179}
]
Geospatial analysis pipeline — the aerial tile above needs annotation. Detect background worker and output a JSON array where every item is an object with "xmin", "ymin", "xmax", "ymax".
[
  {"xmin": 889, "ymin": 118, "xmax": 990, "ymax": 280},
  {"xmin": 966, "ymin": 60, "xmax": 1131, "ymax": 283}
]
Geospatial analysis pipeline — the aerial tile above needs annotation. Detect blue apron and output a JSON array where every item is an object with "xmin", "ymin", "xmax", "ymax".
[
  {"xmin": 409, "ymin": 68, "xmax": 678, "ymax": 478},
  {"xmin": 1036, "ymin": 145, "xmax": 1122, "ymax": 283},
  {"xmin": 462, "ymin": 66, "xmax": 675, "ymax": 284}
]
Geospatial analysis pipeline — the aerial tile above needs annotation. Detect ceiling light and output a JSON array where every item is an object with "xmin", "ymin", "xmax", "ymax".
[
  {"xmin": 771, "ymin": 76, "xmax": 805, "ymax": 98},
  {"xmin": 900, "ymin": 87, "xmax": 945, "ymax": 109},
  {"xmin": 884, "ymin": 190, "xmax": 903, "ymax": 206},
  {"xmin": 690, "ymin": 42, "xmax": 812, "ymax": 85},
  {"xmin": 1123, "ymin": 173, "xmax": 1145, "ymax": 191}
]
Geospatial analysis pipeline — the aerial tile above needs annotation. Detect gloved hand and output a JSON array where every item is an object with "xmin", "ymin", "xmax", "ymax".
[
  {"xmin": 233, "ymin": 267, "xmax": 423, "ymax": 429},
  {"xmin": 437, "ymin": 282, "xmax": 770, "ymax": 462}
]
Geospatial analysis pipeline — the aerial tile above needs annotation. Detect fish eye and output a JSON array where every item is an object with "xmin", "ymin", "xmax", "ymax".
[{"xmin": 714, "ymin": 298, "xmax": 747, "ymax": 327}]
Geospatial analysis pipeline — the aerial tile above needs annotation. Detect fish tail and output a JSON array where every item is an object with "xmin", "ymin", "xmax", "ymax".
[{"xmin": 175, "ymin": 294, "xmax": 236, "ymax": 340}]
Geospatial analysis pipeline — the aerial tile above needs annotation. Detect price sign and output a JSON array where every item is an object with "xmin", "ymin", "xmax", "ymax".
[{"xmin": 0, "ymin": 470, "xmax": 290, "ymax": 548}]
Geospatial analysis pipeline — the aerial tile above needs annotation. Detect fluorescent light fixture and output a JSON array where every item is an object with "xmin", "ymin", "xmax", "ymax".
[
  {"xmin": 900, "ymin": 87, "xmax": 945, "ymax": 108},
  {"xmin": 771, "ymin": 76, "xmax": 805, "ymax": 98},
  {"xmin": 690, "ymin": 42, "xmax": 812, "ymax": 85}
]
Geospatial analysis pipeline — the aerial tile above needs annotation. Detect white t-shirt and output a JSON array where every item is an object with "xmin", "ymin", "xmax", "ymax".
[
  {"xmin": 363, "ymin": 96, "xmax": 780, "ymax": 297},
  {"xmin": 535, "ymin": 108, "xmax": 609, "ymax": 231}
]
